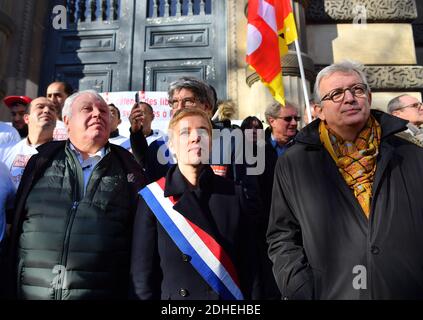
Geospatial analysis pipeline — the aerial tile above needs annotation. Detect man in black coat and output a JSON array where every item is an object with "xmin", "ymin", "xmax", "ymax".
[
  {"xmin": 267, "ymin": 60, "xmax": 423, "ymax": 300},
  {"xmin": 255, "ymin": 101, "xmax": 299, "ymax": 300}
]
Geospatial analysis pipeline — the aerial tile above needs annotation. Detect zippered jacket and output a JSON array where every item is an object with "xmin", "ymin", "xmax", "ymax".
[{"xmin": 9, "ymin": 140, "xmax": 145, "ymax": 299}]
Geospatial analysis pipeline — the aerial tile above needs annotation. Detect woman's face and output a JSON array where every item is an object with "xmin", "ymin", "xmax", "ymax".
[{"xmin": 169, "ymin": 115, "xmax": 211, "ymax": 166}]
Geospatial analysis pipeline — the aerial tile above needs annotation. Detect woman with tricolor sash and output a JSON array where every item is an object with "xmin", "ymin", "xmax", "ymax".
[{"xmin": 130, "ymin": 108, "xmax": 260, "ymax": 300}]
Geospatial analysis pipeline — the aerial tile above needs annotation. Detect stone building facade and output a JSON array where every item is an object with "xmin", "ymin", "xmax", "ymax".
[{"xmin": 1, "ymin": 0, "xmax": 422, "ymax": 123}]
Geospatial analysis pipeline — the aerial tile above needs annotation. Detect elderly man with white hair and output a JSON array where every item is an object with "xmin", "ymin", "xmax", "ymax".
[{"xmin": 8, "ymin": 90, "xmax": 145, "ymax": 300}]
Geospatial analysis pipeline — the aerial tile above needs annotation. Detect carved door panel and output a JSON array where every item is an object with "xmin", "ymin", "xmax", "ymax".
[
  {"xmin": 39, "ymin": 0, "xmax": 135, "ymax": 94},
  {"xmin": 39, "ymin": 0, "xmax": 227, "ymax": 99},
  {"xmin": 132, "ymin": 0, "xmax": 227, "ymax": 100}
]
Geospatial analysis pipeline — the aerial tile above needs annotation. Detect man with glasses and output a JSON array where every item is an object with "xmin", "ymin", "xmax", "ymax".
[
  {"xmin": 129, "ymin": 76, "xmax": 226, "ymax": 182},
  {"xmin": 267, "ymin": 60, "xmax": 423, "ymax": 299},
  {"xmin": 387, "ymin": 94, "xmax": 423, "ymax": 144}
]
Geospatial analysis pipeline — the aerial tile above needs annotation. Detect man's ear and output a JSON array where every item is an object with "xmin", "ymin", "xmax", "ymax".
[
  {"xmin": 63, "ymin": 115, "xmax": 69, "ymax": 126},
  {"xmin": 367, "ymin": 91, "xmax": 372, "ymax": 107},
  {"xmin": 392, "ymin": 110, "xmax": 400, "ymax": 117},
  {"xmin": 24, "ymin": 114, "xmax": 30, "ymax": 125},
  {"xmin": 319, "ymin": 108, "xmax": 326, "ymax": 121},
  {"xmin": 203, "ymin": 104, "xmax": 213, "ymax": 119},
  {"xmin": 118, "ymin": 118, "xmax": 122, "ymax": 125},
  {"xmin": 314, "ymin": 104, "xmax": 322, "ymax": 117}
]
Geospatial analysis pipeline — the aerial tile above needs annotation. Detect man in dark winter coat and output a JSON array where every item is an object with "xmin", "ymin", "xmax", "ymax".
[
  {"xmin": 267, "ymin": 60, "xmax": 423, "ymax": 300},
  {"xmin": 9, "ymin": 90, "xmax": 145, "ymax": 299},
  {"xmin": 256, "ymin": 101, "xmax": 299, "ymax": 300}
]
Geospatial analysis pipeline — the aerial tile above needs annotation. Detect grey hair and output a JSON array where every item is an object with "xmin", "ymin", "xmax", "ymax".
[
  {"xmin": 264, "ymin": 100, "xmax": 298, "ymax": 125},
  {"xmin": 62, "ymin": 90, "xmax": 106, "ymax": 119},
  {"xmin": 313, "ymin": 60, "xmax": 370, "ymax": 102},
  {"xmin": 168, "ymin": 76, "xmax": 215, "ymax": 110},
  {"xmin": 387, "ymin": 94, "xmax": 409, "ymax": 114}
]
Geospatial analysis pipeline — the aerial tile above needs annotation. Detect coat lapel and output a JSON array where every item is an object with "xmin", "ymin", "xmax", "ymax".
[
  {"xmin": 371, "ymin": 141, "xmax": 394, "ymax": 210},
  {"xmin": 298, "ymin": 111, "xmax": 407, "ymax": 226}
]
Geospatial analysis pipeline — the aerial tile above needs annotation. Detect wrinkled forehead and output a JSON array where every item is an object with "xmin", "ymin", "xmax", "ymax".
[
  {"xmin": 47, "ymin": 83, "xmax": 66, "ymax": 94},
  {"xmin": 320, "ymin": 71, "xmax": 363, "ymax": 90},
  {"xmin": 172, "ymin": 88, "xmax": 195, "ymax": 98},
  {"xmin": 73, "ymin": 93, "xmax": 107, "ymax": 109},
  {"xmin": 30, "ymin": 97, "xmax": 55, "ymax": 110},
  {"xmin": 399, "ymin": 95, "xmax": 420, "ymax": 105},
  {"xmin": 279, "ymin": 105, "xmax": 298, "ymax": 116}
]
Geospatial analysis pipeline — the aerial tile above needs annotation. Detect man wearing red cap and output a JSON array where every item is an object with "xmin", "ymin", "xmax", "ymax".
[{"xmin": 3, "ymin": 95, "xmax": 32, "ymax": 138}]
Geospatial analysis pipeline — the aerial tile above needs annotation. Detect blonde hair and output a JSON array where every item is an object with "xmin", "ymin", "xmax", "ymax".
[
  {"xmin": 168, "ymin": 108, "xmax": 212, "ymax": 138},
  {"xmin": 217, "ymin": 100, "xmax": 237, "ymax": 121}
]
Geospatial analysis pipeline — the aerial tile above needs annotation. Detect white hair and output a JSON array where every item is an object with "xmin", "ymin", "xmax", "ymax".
[
  {"xmin": 62, "ymin": 90, "xmax": 106, "ymax": 119},
  {"xmin": 314, "ymin": 60, "xmax": 370, "ymax": 102}
]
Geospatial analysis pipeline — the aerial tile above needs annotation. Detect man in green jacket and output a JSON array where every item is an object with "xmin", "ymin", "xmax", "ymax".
[{"xmin": 9, "ymin": 90, "xmax": 145, "ymax": 299}]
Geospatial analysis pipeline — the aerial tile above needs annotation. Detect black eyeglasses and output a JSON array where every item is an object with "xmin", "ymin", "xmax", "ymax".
[
  {"xmin": 168, "ymin": 97, "xmax": 197, "ymax": 109},
  {"xmin": 275, "ymin": 116, "xmax": 301, "ymax": 122},
  {"xmin": 396, "ymin": 102, "xmax": 423, "ymax": 111},
  {"xmin": 320, "ymin": 83, "xmax": 368, "ymax": 103}
]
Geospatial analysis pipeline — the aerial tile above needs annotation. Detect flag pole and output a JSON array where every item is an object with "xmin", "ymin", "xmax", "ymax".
[{"xmin": 293, "ymin": 39, "xmax": 312, "ymax": 124}]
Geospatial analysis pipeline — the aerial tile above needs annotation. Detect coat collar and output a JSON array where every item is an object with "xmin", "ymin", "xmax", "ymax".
[
  {"xmin": 294, "ymin": 110, "xmax": 406, "ymax": 223},
  {"xmin": 163, "ymin": 164, "xmax": 214, "ymax": 197},
  {"xmin": 295, "ymin": 110, "xmax": 408, "ymax": 146},
  {"xmin": 162, "ymin": 164, "xmax": 224, "ymax": 251}
]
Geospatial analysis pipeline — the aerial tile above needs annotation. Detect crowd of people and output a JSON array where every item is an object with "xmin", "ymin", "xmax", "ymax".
[{"xmin": 0, "ymin": 60, "xmax": 423, "ymax": 300}]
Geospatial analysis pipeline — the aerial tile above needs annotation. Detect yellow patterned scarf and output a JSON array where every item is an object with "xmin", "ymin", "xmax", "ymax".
[{"xmin": 319, "ymin": 116, "xmax": 381, "ymax": 218}]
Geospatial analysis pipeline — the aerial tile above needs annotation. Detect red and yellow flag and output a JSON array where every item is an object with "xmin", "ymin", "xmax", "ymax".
[{"xmin": 246, "ymin": 0, "xmax": 298, "ymax": 105}]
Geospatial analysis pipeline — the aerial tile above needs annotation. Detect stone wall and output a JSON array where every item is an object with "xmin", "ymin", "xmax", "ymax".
[
  {"xmin": 0, "ymin": 0, "xmax": 48, "ymax": 121},
  {"xmin": 1, "ymin": 0, "xmax": 422, "ymax": 121},
  {"xmin": 306, "ymin": 0, "xmax": 423, "ymax": 111}
]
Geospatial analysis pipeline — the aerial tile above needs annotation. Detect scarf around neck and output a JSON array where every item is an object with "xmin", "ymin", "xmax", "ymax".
[{"xmin": 319, "ymin": 116, "xmax": 381, "ymax": 218}]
